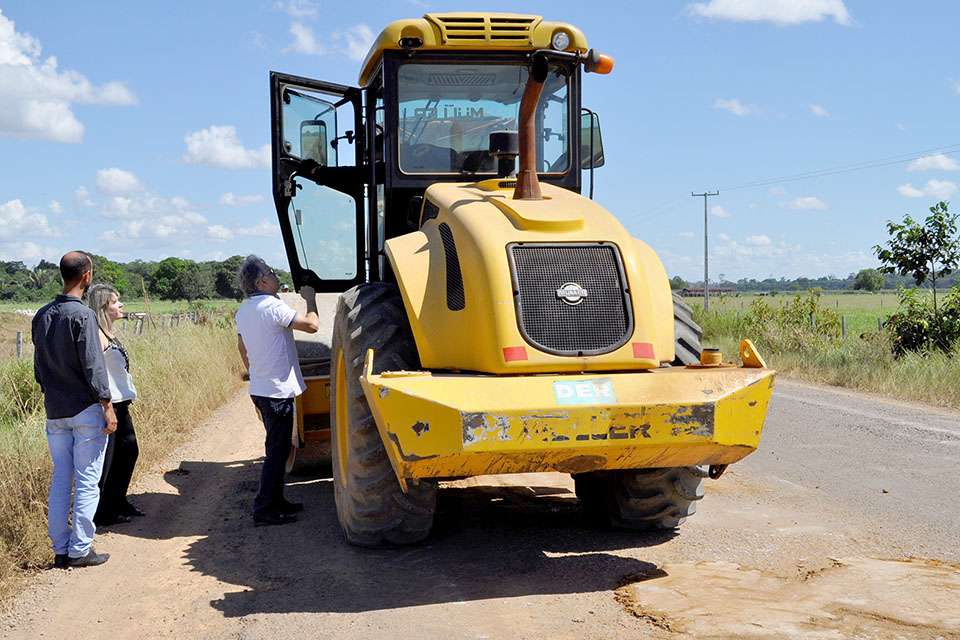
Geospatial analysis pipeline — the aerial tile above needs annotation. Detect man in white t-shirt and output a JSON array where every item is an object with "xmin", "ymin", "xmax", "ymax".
[{"xmin": 235, "ymin": 255, "xmax": 318, "ymax": 526}]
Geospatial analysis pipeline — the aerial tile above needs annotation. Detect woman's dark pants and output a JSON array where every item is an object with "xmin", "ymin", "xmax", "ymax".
[{"xmin": 95, "ymin": 400, "xmax": 139, "ymax": 520}]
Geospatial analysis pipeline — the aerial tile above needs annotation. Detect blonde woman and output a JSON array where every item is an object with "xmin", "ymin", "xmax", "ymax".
[{"xmin": 87, "ymin": 284, "xmax": 143, "ymax": 526}]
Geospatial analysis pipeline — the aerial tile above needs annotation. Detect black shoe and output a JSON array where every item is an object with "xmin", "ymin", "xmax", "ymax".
[
  {"xmin": 95, "ymin": 513, "xmax": 131, "ymax": 526},
  {"xmin": 275, "ymin": 499, "xmax": 303, "ymax": 514},
  {"xmin": 53, "ymin": 554, "xmax": 68, "ymax": 569},
  {"xmin": 253, "ymin": 511, "xmax": 297, "ymax": 527},
  {"xmin": 120, "ymin": 503, "xmax": 146, "ymax": 517},
  {"xmin": 68, "ymin": 548, "xmax": 110, "ymax": 568}
]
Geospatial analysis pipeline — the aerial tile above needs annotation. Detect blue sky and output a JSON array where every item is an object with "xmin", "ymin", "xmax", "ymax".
[{"xmin": 1, "ymin": 1, "xmax": 958, "ymax": 282}]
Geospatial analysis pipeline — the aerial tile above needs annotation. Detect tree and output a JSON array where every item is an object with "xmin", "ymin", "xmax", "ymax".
[
  {"xmin": 212, "ymin": 255, "xmax": 245, "ymax": 299},
  {"xmin": 854, "ymin": 268, "xmax": 884, "ymax": 292},
  {"xmin": 88, "ymin": 253, "xmax": 129, "ymax": 295},
  {"xmin": 669, "ymin": 276, "xmax": 689, "ymax": 290},
  {"xmin": 874, "ymin": 201, "xmax": 960, "ymax": 325},
  {"xmin": 171, "ymin": 262, "xmax": 213, "ymax": 301},
  {"xmin": 149, "ymin": 257, "xmax": 187, "ymax": 299}
]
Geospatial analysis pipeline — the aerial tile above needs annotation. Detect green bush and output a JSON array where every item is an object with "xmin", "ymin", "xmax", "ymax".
[
  {"xmin": 885, "ymin": 285, "xmax": 960, "ymax": 354},
  {"xmin": 741, "ymin": 291, "xmax": 842, "ymax": 354}
]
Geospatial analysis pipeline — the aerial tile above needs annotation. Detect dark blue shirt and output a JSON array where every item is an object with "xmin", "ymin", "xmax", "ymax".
[{"xmin": 32, "ymin": 294, "xmax": 111, "ymax": 419}]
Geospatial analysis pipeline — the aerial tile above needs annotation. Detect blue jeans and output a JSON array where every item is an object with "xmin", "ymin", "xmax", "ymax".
[
  {"xmin": 250, "ymin": 396, "xmax": 294, "ymax": 517},
  {"xmin": 46, "ymin": 403, "xmax": 108, "ymax": 558}
]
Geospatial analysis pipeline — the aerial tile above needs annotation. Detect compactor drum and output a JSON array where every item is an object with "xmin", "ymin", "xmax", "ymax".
[{"xmin": 270, "ymin": 13, "xmax": 775, "ymax": 546}]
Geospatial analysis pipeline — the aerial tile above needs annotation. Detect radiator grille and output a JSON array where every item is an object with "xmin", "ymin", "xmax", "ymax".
[
  {"xmin": 510, "ymin": 243, "xmax": 631, "ymax": 355},
  {"xmin": 428, "ymin": 14, "xmax": 538, "ymax": 44}
]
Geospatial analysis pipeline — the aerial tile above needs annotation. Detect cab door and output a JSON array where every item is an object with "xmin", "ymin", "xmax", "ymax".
[{"xmin": 270, "ymin": 71, "xmax": 366, "ymax": 292}]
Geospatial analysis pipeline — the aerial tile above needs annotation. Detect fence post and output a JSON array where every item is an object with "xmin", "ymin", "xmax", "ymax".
[
  {"xmin": 810, "ymin": 312, "xmax": 816, "ymax": 330},
  {"xmin": 878, "ymin": 317, "xmax": 883, "ymax": 331},
  {"xmin": 122, "ymin": 320, "xmax": 127, "ymax": 333},
  {"xmin": 841, "ymin": 316, "xmax": 846, "ymax": 339},
  {"xmin": 135, "ymin": 319, "xmax": 142, "ymax": 335},
  {"xmin": 161, "ymin": 316, "xmax": 167, "ymax": 329},
  {"xmin": 16, "ymin": 331, "xmax": 22, "ymax": 359}
]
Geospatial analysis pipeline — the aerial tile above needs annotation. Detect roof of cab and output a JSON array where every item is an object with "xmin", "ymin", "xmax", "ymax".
[{"xmin": 358, "ymin": 13, "xmax": 588, "ymax": 87}]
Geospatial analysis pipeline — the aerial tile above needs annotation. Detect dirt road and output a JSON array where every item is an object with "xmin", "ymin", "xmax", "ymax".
[{"xmin": 3, "ymin": 381, "xmax": 959, "ymax": 639}]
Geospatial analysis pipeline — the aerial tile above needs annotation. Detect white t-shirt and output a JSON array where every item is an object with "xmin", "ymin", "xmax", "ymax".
[{"xmin": 235, "ymin": 293, "xmax": 306, "ymax": 399}]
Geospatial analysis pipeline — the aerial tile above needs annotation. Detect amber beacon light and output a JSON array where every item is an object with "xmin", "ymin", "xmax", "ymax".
[{"xmin": 584, "ymin": 49, "xmax": 614, "ymax": 74}]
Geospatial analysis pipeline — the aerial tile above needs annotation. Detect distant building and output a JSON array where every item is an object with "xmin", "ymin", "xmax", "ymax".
[{"xmin": 680, "ymin": 287, "xmax": 734, "ymax": 297}]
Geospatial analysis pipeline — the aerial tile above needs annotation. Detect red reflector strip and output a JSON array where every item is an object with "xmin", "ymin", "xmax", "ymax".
[
  {"xmin": 503, "ymin": 346, "xmax": 528, "ymax": 362},
  {"xmin": 632, "ymin": 342, "xmax": 655, "ymax": 359}
]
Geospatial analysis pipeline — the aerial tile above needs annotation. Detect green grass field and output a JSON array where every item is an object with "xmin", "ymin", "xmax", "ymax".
[
  {"xmin": 0, "ymin": 299, "xmax": 241, "ymax": 315},
  {"xmin": 683, "ymin": 292, "xmax": 901, "ymax": 337}
]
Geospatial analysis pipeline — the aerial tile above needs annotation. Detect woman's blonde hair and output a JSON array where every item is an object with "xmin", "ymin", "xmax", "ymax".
[{"xmin": 87, "ymin": 283, "xmax": 120, "ymax": 338}]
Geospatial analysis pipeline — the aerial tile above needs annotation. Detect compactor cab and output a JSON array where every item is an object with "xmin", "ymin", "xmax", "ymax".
[{"xmin": 270, "ymin": 13, "xmax": 776, "ymax": 547}]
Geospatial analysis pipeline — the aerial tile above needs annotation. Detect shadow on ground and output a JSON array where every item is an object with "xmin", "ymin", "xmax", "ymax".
[{"xmin": 112, "ymin": 458, "xmax": 675, "ymax": 617}]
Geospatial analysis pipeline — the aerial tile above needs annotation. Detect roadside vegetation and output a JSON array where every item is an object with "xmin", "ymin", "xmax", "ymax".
[
  {"xmin": 694, "ymin": 202, "xmax": 960, "ymax": 409},
  {"xmin": 694, "ymin": 290, "xmax": 960, "ymax": 409},
  {"xmin": 0, "ymin": 315, "xmax": 243, "ymax": 597}
]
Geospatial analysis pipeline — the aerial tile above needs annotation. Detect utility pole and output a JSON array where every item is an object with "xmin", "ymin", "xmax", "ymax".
[{"xmin": 691, "ymin": 190, "xmax": 719, "ymax": 310}]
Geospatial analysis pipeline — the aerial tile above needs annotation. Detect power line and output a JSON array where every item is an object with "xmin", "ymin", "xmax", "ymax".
[
  {"xmin": 621, "ymin": 142, "xmax": 960, "ymax": 227},
  {"xmin": 719, "ymin": 144, "xmax": 960, "ymax": 191}
]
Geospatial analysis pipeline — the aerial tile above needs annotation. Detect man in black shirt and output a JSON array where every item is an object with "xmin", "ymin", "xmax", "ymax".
[{"xmin": 33, "ymin": 251, "xmax": 117, "ymax": 568}]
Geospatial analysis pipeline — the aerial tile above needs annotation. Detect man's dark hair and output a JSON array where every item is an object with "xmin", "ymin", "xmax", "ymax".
[{"xmin": 60, "ymin": 251, "xmax": 92, "ymax": 284}]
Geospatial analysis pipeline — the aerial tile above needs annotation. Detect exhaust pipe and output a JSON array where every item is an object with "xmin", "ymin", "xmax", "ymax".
[{"xmin": 514, "ymin": 54, "xmax": 549, "ymax": 201}]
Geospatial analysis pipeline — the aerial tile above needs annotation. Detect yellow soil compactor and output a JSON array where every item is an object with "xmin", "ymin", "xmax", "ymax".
[{"xmin": 270, "ymin": 13, "xmax": 775, "ymax": 546}]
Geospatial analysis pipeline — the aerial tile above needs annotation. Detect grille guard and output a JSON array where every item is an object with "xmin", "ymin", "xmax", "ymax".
[{"xmin": 358, "ymin": 345, "xmax": 775, "ymax": 492}]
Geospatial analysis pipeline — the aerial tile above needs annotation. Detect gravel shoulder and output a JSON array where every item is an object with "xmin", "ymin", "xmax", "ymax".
[{"xmin": 2, "ymin": 384, "xmax": 958, "ymax": 640}]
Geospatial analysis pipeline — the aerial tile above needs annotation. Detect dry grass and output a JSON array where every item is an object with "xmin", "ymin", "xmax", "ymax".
[
  {"xmin": 0, "ymin": 319, "xmax": 243, "ymax": 597},
  {"xmin": 0, "ymin": 313, "xmax": 33, "ymax": 361}
]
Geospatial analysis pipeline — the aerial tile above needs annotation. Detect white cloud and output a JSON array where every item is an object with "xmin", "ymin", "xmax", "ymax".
[
  {"xmin": 678, "ymin": 231, "xmax": 696, "ymax": 238},
  {"xmin": 779, "ymin": 196, "xmax": 827, "ymax": 210},
  {"xmin": 0, "ymin": 9, "xmax": 137, "ymax": 143},
  {"xmin": 907, "ymin": 152, "xmax": 960, "ymax": 172},
  {"xmin": 896, "ymin": 123, "xmax": 905, "ymax": 131},
  {"xmin": 897, "ymin": 180, "xmax": 958, "ymax": 199},
  {"xmin": 206, "ymin": 225, "xmax": 234, "ymax": 242},
  {"xmin": 274, "ymin": 0, "xmax": 319, "ymax": 18},
  {"xmin": 49, "ymin": 200, "xmax": 64, "ymax": 215},
  {"xmin": 221, "ymin": 192, "xmax": 267, "ymax": 207},
  {"xmin": 0, "ymin": 199, "xmax": 61, "ymax": 241},
  {"xmin": 235, "ymin": 219, "xmax": 281, "ymax": 238},
  {"xmin": 711, "ymin": 205, "xmax": 732, "ymax": 218},
  {"xmin": 95, "ymin": 168, "xmax": 145, "ymax": 196},
  {"xmin": 744, "ymin": 234, "xmax": 771, "ymax": 246},
  {"xmin": 687, "ymin": 0, "xmax": 852, "ymax": 26},
  {"xmin": 714, "ymin": 98, "xmax": 756, "ymax": 116},
  {"xmin": 284, "ymin": 22, "xmax": 327, "ymax": 55},
  {"xmin": 769, "ymin": 186, "xmax": 788, "ymax": 195},
  {"xmin": 810, "ymin": 103, "xmax": 830, "ymax": 117},
  {"xmin": 182, "ymin": 125, "xmax": 269, "ymax": 169},
  {"xmin": 335, "ymin": 25, "xmax": 374, "ymax": 61},
  {"xmin": 718, "ymin": 233, "xmax": 731, "ymax": 241},
  {"xmin": 73, "ymin": 186, "xmax": 94, "ymax": 208},
  {"xmin": 285, "ymin": 22, "xmax": 373, "ymax": 60},
  {"xmin": 0, "ymin": 240, "xmax": 62, "ymax": 265}
]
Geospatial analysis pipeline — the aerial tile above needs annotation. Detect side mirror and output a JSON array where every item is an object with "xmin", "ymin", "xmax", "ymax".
[
  {"xmin": 300, "ymin": 120, "xmax": 328, "ymax": 166},
  {"xmin": 580, "ymin": 112, "xmax": 605, "ymax": 169}
]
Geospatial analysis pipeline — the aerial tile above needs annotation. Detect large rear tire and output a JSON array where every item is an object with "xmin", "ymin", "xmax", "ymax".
[
  {"xmin": 672, "ymin": 292, "xmax": 703, "ymax": 366},
  {"xmin": 574, "ymin": 466, "xmax": 707, "ymax": 530},
  {"xmin": 330, "ymin": 283, "xmax": 437, "ymax": 547}
]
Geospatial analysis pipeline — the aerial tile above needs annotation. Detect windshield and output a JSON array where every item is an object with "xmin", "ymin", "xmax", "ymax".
[{"xmin": 397, "ymin": 62, "xmax": 569, "ymax": 175}]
